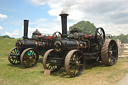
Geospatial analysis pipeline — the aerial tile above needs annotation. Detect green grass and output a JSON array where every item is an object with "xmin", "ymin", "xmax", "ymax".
[
  {"xmin": 0, "ymin": 38, "xmax": 17, "ymax": 58},
  {"xmin": 0, "ymin": 38, "xmax": 128, "ymax": 85}
]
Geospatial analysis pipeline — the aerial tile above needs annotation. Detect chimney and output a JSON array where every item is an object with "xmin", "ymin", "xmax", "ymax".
[
  {"xmin": 59, "ymin": 14, "xmax": 68, "ymax": 37},
  {"xmin": 23, "ymin": 20, "xmax": 29, "ymax": 39}
]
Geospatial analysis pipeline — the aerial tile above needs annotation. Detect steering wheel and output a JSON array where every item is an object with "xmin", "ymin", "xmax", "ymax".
[
  {"xmin": 52, "ymin": 31, "xmax": 62, "ymax": 40},
  {"xmin": 95, "ymin": 27, "xmax": 105, "ymax": 45}
]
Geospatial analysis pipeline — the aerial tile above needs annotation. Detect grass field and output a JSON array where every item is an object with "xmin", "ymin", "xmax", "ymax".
[{"xmin": 0, "ymin": 38, "xmax": 128, "ymax": 85}]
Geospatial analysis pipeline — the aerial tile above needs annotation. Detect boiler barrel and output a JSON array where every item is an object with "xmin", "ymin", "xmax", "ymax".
[
  {"xmin": 54, "ymin": 39, "xmax": 87, "ymax": 52},
  {"xmin": 16, "ymin": 39, "xmax": 47, "ymax": 50}
]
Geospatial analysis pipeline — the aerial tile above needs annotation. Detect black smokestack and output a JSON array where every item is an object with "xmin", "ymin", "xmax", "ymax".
[
  {"xmin": 23, "ymin": 20, "xmax": 29, "ymax": 39},
  {"xmin": 59, "ymin": 14, "xmax": 68, "ymax": 37}
]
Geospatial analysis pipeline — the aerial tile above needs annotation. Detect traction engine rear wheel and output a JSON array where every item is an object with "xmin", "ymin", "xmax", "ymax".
[
  {"xmin": 8, "ymin": 47, "xmax": 21, "ymax": 65},
  {"xmin": 20, "ymin": 48, "xmax": 39, "ymax": 68},
  {"xmin": 101, "ymin": 39, "xmax": 118, "ymax": 66},
  {"xmin": 43, "ymin": 49, "xmax": 61, "ymax": 72},
  {"xmin": 65, "ymin": 50, "xmax": 85, "ymax": 77}
]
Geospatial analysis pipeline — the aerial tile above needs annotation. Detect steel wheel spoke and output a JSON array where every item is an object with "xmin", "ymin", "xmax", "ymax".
[
  {"xmin": 97, "ymin": 31, "xmax": 101, "ymax": 36},
  {"xmin": 70, "ymin": 63, "xmax": 76, "ymax": 69},
  {"xmin": 78, "ymin": 56, "xmax": 82, "ymax": 60}
]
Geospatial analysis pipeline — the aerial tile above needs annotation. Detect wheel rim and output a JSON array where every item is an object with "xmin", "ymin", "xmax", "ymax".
[
  {"xmin": 65, "ymin": 50, "xmax": 85, "ymax": 77},
  {"xmin": 8, "ymin": 47, "xmax": 20, "ymax": 65},
  {"xmin": 108, "ymin": 40, "xmax": 118, "ymax": 65},
  {"xmin": 43, "ymin": 49, "xmax": 61, "ymax": 72},
  {"xmin": 20, "ymin": 48, "xmax": 39, "ymax": 68},
  {"xmin": 95, "ymin": 27, "xmax": 105, "ymax": 45}
]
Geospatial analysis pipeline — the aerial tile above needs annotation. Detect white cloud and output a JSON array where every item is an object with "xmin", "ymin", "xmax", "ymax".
[
  {"xmin": 5, "ymin": 30, "xmax": 20, "ymax": 38},
  {"xmin": 8, "ymin": 20, "xmax": 22, "ymax": 26},
  {"xmin": 0, "ymin": 14, "xmax": 8, "ymax": 19},
  {"xmin": 30, "ymin": 0, "xmax": 46, "ymax": 5},
  {"xmin": 28, "ymin": 25, "xmax": 61, "ymax": 38},
  {"xmin": 95, "ymin": 23, "xmax": 128, "ymax": 36},
  {"xmin": 5, "ymin": 32, "xmax": 11, "ymax": 36},
  {"xmin": 30, "ymin": 0, "xmax": 128, "ymax": 35},
  {"xmin": 48, "ymin": 8, "xmax": 62, "ymax": 16},
  {"xmin": 30, "ymin": 18, "xmax": 47, "ymax": 25},
  {"xmin": 0, "ymin": 26, "xmax": 3, "ymax": 30},
  {"xmin": 12, "ymin": 30, "xmax": 19, "ymax": 35}
]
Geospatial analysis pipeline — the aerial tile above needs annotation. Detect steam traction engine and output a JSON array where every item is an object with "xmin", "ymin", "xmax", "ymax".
[
  {"xmin": 8, "ymin": 20, "xmax": 52, "ymax": 68},
  {"xmin": 42, "ymin": 14, "xmax": 118, "ymax": 77}
]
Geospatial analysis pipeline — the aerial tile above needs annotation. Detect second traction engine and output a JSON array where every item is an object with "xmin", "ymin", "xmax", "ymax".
[{"xmin": 8, "ymin": 20, "xmax": 52, "ymax": 68}]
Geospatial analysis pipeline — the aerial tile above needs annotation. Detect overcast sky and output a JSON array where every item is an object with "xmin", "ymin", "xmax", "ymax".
[{"xmin": 0, "ymin": 0, "xmax": 128, "ymax": 38}]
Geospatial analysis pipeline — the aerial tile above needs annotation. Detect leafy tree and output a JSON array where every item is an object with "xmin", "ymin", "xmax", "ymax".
[{"xmin": 69, "ymin": 21, "xmax": 97, "ymax": 35}]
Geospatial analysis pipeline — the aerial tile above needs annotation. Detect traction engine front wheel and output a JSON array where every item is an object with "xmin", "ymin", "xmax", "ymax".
[
  {"xmin": 43, "ymin": 49, "xmax": 61, "ymax": 72},
  {"xmin": 8, "ymin": 47, "xmax": 21, "ymax": 65},
  {"xmin": 65, "ymin": 50, "xmax": 85, "ymax": 77}
]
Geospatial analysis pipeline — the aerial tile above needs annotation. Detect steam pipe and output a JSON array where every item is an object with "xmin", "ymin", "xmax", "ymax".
[
  {"xmin": 23, "ymin": 20, "xmax": 29, "ymax": 39},
  {"xmin": 59, "ymin": 14, "xmax": 68, "ymax": 37}
]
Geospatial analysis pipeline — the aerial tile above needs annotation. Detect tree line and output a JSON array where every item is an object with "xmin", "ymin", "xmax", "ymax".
[
  {"xmin": 0, "ymin": 35, "xmax": 15, "ymax": 39},
  {"xmin": 113, "ymin": 34, "xmax": 128, "ymax": 43}
]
